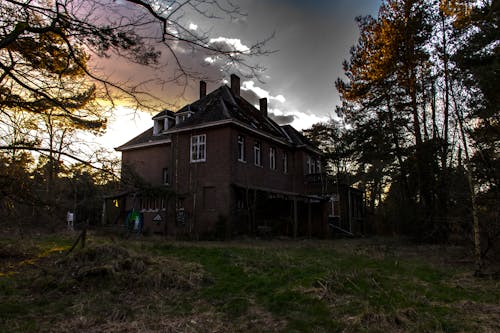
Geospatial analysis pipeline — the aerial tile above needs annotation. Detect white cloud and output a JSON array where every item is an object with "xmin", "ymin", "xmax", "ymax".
[
  {"xmin": 274, "ymin": 94, "xmax": 286, "ymax": 103},
  {"xmin": 289, "ymin": 110, "xmax": 329, "ymax": 131},
  {"xmin": 204, "ymin": 56, "xmax": 215, "ymax": 64},
  {"xmin": 209, "ymin": 37, "xmax": 250, "ymax": 53},
  {"xmin": 188, "ymin": 23, "xmax": 198, "ymax": 31},
  {"xmin": 241, "ymin": 80, "xmax": 286, "ymax": 104}
]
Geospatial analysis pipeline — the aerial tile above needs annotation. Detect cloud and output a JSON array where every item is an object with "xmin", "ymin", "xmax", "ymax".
[
  {"xmin": 209, "ymin": 37, "xmax": 250, "ymax": 53},
  {"xmin": 204, "ymin": 56, "xmax": 216, "ymax": 64},
  {"xmin": 188, "ymin": 23, "xmax": 198, "ymax": 31},
  {"xmin": 241, "ymin": 80, "xmax": 286, "ymax": 104},
  {"xmin": 237, "ymin": 80, "xmax": 328, "ymax": 130},
  {"xmin": 269, "ymin": 113, "xmax": 295, "ymax": 125},
  {"xmin": 267, "ymin": 107, "xmax": 330, "ymax": 130},
  {"xmin": 289, "ymin": 110, "xmax": 330, "ymax": 130}
]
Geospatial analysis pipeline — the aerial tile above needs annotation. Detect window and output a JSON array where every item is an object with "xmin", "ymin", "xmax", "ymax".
[
  {"xmin": 254, "ymin": 141, "xmax": 261, "ymax": 166},
  {"xmin": 306, "ymin": 156, "xmax": 316, "ymax": 174},
  {"xmin": 269, "ymin": 147, "xmax": 276, "ymax": 170},
  {"xmin": 237, "ymin": 135, "xmax": 245, "ymax": 162},
  {"xmin": 283, "ymin": 152, "xmax": 288, "ymax": 173},
  {"xmin": 176, "ymin": 111, "xmax": 193, "ymax": 124},
  {"xmin": 191, "ymin": 134, "xmax": 206, "ymax": 162},
  {"xmin": 316, "ymin": 159, "xmax": 322, "ymax": 173},
  {"xmin": 141, "ymin": 197, "xmax": 158, "ymax": 211},
  {"xmin": 153, "ymin": 119, "xmax": 164, "ymax": 135},
  {"xmin": 162, "ymin": 167, "xmax": 169, "ymax": 185}
]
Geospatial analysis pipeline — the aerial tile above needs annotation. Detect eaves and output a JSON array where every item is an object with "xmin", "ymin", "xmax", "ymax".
[
  {"xmin": 165, "ymin": 119, "xmax": 293, "ymax": 148},
  {"xmin": 115, "ymin": 138, "xmax": 172, "ymax": 152}
]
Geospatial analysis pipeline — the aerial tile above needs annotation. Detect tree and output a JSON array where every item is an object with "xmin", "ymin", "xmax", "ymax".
[
  {"xmin": 335, "ymin": 0, "xmax": 437, "ymax": 235},
  {"xmin": 1, "ymin": 0, "xmax": 270, "ymax": 163},
  {"xmin": 442, "ymin": 0, "xmax": 499, "ymax": 273},
  {"xmin": 331, "ymin": 0, "xmax": 498, "ymax": 271},
  {"xmin": 303, "ymin": 116, "xmax": 357, "ymax": 180},
  {"xmin": 1, "ymin": 0, "xmax": 270, "ymax": 120},
  {"xmin": 335, "ymin": 0, "xmax": 483, "ymax": 240},
  {"xmin": 1, "ymin": 0, "xmax": 270, "ymax": 226}
]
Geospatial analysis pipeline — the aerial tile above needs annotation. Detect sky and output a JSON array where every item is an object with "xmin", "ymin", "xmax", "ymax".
[{"xmin": 95, "ymin": 0, "xmax": 383, "ymax": 152}]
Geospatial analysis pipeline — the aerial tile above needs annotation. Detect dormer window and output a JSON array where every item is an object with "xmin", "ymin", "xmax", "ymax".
[
  {"xmin": 175, "ymin": 110, "xmax": 194, "ymax": 124},
  {"xmin": 153, "ymin": 114, "xmax": 174, "ymax": 136},
  {"xmin": 153, "ymin": 119, "xmax": 164, "ymax": 136}
]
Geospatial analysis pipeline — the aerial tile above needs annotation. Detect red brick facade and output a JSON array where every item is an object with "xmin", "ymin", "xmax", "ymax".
[{"xmin": 115, "ymin": 76, "xmax": 342, "ymax": 238}]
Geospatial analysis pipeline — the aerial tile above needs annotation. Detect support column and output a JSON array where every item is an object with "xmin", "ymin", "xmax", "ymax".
[
  {"xmin": 101, "ymin": 200, "xmax": 107, "ymax": 225},
  {"xmin": 307, "ymin": 199, "xmax": 312, "ymax": 239},
  {"xmin": 293, "ymin": 198, "xmax": 298, "ymax": 239}
]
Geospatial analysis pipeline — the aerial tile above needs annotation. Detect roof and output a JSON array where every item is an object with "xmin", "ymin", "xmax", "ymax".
[
  {"xmin": 115, "ymin": 126, "xmax": 171, "ymax": 151},
  {"xmin": 116, "ymin": 82, "xmax": 321, "ymax": 154},
  {"xmin": 152, "ymin": 109, "xmax": 175, "ymax": 120},
  {"xmin": 172, "ymin": 85, "xmax": 286, "ymax": 138}
]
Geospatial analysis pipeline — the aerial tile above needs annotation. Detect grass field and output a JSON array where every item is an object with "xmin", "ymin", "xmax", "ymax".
[{"xmin": 0, "ymin": 233, "xmax": 499, "ymax": 332}]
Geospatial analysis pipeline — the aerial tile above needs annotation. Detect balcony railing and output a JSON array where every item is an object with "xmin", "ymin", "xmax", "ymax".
[{"xmin": 305, "ymin": 173, "xmax": 327, "ymax": 184}]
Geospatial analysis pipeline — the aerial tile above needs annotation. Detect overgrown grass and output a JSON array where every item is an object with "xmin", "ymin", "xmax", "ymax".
[{"xmin": 1, "ymin": 235, "xmax": 499, "ymax": 332}]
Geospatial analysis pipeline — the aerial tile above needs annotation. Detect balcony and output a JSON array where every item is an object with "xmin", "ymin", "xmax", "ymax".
[
  {"xmin": 304, "ymin": 173, "xmax": 328, "ymax": 195},
  {"xmin": 305, "ymin": 173, "xmax": 327, "ymax": 184}
]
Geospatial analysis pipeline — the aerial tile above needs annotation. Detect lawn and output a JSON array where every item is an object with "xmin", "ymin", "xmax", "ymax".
[{"xmin": 0, "ymin": 234, "xmax": 498, "ymax": 332}]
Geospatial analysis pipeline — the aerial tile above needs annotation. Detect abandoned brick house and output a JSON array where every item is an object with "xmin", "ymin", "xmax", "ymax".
[{"xmin": 108, "ymin": 75, "xmax": 364, "ymax": 238}]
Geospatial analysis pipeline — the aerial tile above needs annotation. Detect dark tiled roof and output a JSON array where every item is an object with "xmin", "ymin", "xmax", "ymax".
[
  {"xmin": 280, "ymin": 125, "xmax": 307, "ymax": 146},
  {"xmin": 115, "ymin": 127, "xmax": 168, "ymax": 151},
  {"xmin": 117, "ymin": 83, "xmax": 320, "ymax": 154},
  {"xmin": 152, "ymin": 109, "xmax": 175, "ymax": 119},
  {"xmin": 173, "ymin": 85, "xmax": 287, "ymax": 139},
  {"xmin": 280, "ymin": 125, "xmax": 322, "ymax": 154}
]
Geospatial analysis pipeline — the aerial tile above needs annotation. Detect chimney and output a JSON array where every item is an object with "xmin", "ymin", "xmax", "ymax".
[
  {"xmin": 230, "ymin": 74, "xmax": 240, "ymax": 96},
  {"xmin": 199, "ymin": 80, "xmax": 207, "ymax": 98},
  {"xmin": 259, "ymin": 97, "xmax": 268, "ymax": 117}
]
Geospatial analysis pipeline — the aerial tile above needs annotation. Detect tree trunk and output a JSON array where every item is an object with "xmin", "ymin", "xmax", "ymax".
[{"xmin": 452, "ymin": 89, "xmax": 482, "ymax": 273}]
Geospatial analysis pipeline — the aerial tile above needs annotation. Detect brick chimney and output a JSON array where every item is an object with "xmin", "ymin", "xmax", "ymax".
[
  {"xmin": 259, "ymin": 97, "xmax": 268, "ymax": 117},
  {"xmin": 230, "ymin": 74, "xmax": 240, "ymax": 96},
  {"xmin": 199, "ymin": 80, "xmax": 207, "ymax": 98}
]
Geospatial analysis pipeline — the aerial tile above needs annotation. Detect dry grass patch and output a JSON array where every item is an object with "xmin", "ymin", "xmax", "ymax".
[{"xmin": 53, "ymin": 244, "xmax": 205, "ymax": 291}]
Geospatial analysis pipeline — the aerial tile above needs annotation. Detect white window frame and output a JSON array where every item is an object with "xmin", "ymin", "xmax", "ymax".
[
  {"xmin": 254, "ymin": 141, "xmax": 261, "ymax": 166},
  {"xmin": 191, "ymin": 134, "xmax": 206, "ymax": 162},
  {"xmin": 237, "ymin": 135, "xmax": 246, "ymax": 162},
  {"xmin": 269, "ymin": 147, "xmax": 276, "ymax": 170}
]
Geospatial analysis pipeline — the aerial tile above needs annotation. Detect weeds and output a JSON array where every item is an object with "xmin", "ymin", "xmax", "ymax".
[{"xmin": 1, "ymin": 236, "xmax": 499, "ymax": 332}]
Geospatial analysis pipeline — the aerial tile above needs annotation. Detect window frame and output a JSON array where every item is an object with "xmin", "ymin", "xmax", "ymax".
[
  {"xmin": 254, "ymin": 141, "xmax": 262, "ymax": 166},
  {"xmin": 283, "ymin": 152, "xmax": 288, "ymax": 174},
  {"xmin": 269, "ymin": 147, "xmax": 276, "ymax": 170},
  {"xmin": 190, "ymin": 134, "xmax": 206, "ymax": 163},
  {"xmin": 237, "ymin": 135, "xmax": 246, "ymax": 162}
]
